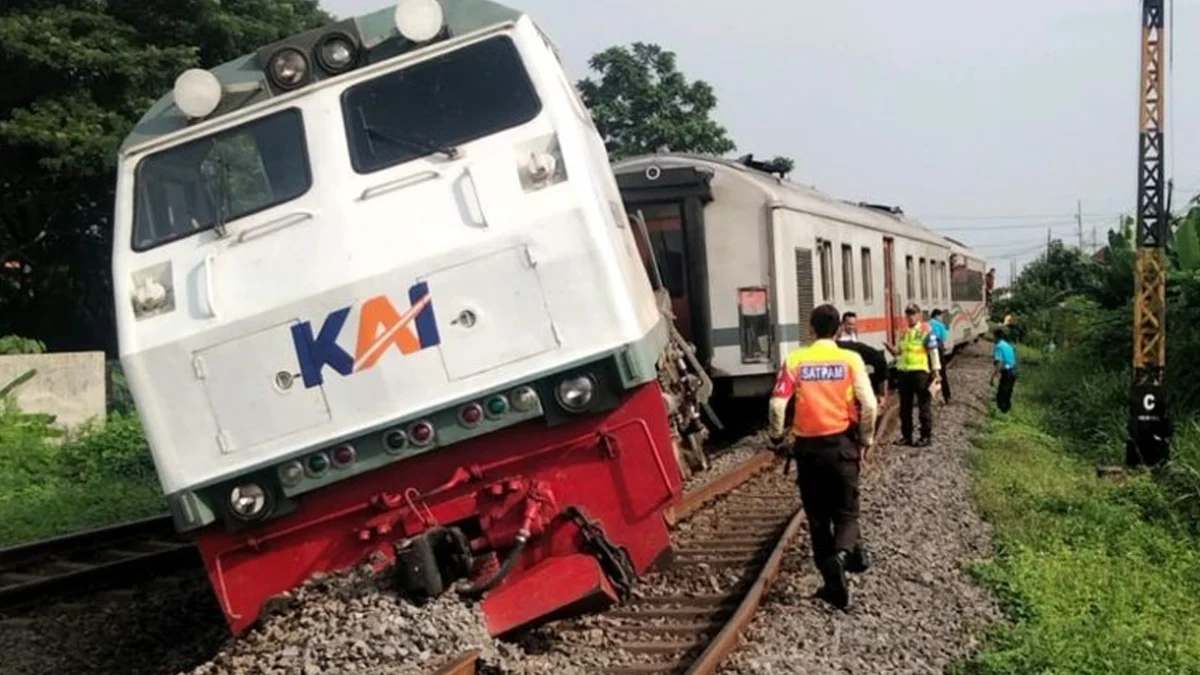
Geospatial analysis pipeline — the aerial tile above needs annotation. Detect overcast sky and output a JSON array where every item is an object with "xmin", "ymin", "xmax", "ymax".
[{"xmin": 329, "ymin": 0, "xmax": 1199, "ymax": 285}]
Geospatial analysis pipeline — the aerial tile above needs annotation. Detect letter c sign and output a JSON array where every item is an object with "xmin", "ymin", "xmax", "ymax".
[{"xmin": 1143, "ymin": 393, "xmax": 1156, "ymax": 412}]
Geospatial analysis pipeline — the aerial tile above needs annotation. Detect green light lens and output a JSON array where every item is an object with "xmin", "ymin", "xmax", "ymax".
[
  {"xmin": 486, "ymin": 396, "xmax": 508, "ymax": 416},
  {"xmin": 306, "ymin": 453, "xmax": 329, "ymax": 475}
]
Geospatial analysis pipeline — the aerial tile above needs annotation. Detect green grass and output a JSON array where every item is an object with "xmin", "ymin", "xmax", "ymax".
[
  {"xmin": 958, "ymin": 383, "xmax": 1200, "ymax": 675},
  {"xmin": 0, "ymin": 402, "xmax": 165, "ymax": 547}
]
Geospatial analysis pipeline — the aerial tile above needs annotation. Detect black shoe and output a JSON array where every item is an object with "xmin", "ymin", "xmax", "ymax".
[
  {"xmin": 896, "ymin": 437, "xmax": 915, "ymax": 447},
  {"xmin": 845, "ymin": 543, "xmax": 872, "ymax": 574},
  {"xmin": 816, "ymin": 552, "xmax": 850, "ymax": 609},
  {"xmin": 916, "ymin": 437, "xmax": 932, "ymax": 447}
]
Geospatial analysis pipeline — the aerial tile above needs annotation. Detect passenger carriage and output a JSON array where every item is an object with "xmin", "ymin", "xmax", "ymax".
[{"xmin": 612, "ymin": 153, "xmax": 991, "ymax": 400}]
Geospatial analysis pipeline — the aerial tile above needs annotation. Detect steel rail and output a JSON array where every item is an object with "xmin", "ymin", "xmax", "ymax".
[{"xmin": 0, "ymin": 514, "xmax": 198, "ymax": 612}]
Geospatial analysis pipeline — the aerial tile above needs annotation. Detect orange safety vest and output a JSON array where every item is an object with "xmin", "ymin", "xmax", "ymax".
[{"xmin": 777, "ymin": 339, "xmax": 863, "ymax": 438}]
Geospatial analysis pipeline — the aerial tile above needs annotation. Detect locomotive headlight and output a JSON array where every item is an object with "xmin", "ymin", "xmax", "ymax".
[
  {"xmin": 510, "ymin": 386, "xmax": 540, "ymax": 413},
  {"xmin": 173, "ymin": 68, "xmax": 222, "ymax": 119},
  {"xmin": 228, "ymin": 483, "xmax": 269, "ymax": 521},
  {"xmin": 315, "ymin": 33, "xmax": 358, "ymax": 74},
  {"xmin": 516, "ymin": 135, "xmax": 567, "ymax": 192},
  {"xmin": 267, "ymin": 47, "xmax": 310, "ymax": 90},
  {"xmin": 556, "ymin": 374, "xmax": 596, "ymax": 412},
  {"xmin": 394, "ymin": 0, "xmax": 444, "ymax": 43},
  {"xmin": 278, "ymin": 461, "xmax": 304, "ymax": 487}
]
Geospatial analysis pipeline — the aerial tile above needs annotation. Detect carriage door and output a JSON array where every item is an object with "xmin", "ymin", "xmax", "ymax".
[
  {"xmin": 883, "ymin": 237, "xmax": 898, "ymax": 345},
  {"xmin": 637, "ymin": 203, "xmax": 695, "ymax": 342}
]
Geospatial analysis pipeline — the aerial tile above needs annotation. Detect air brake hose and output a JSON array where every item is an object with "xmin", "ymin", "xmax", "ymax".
[{"xmin": 456, "ymin": 534, "xmax": 528, "ymax": 599}]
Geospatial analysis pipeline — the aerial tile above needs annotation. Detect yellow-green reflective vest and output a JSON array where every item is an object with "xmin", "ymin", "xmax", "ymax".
[{"xmin": 898, "ymin": 322, "xmax": 933, "ymax": 372}]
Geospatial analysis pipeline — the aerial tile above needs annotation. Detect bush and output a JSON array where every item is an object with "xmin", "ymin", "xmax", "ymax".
[
  {"xmin": 0, "ymin": 397, "xmax": 162, "ymax": 546},
  {"xmin": 962, "ymin": 395, "xmax": 1200, "ymax": 674},
  {"xmin": 0, "ymin": 335, "xmax": 47, "ymax": 355}
]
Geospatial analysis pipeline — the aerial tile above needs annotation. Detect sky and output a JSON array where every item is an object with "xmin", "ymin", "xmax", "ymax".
[{"xmin": 330, "ymin": 0, "xmax": 1200, "ymax": 285}]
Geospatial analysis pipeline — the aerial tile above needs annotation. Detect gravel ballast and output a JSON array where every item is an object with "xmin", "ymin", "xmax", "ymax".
[
  {"xmin": 719, "ymin": 344, "xmax": 1001, "ymax": 674},
  {"xmin": 0, "ymin": 570, "xmax": 227, "ymax": 675}
]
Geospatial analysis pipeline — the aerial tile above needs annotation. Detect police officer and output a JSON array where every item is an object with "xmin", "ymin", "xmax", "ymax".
[
  {"xmin": 884, "ymin": 303, "xmax": 941, "ymax": 446},
  {"xmin": 768, "ymin": 304, "xmax": 878, "ymax": 610}
]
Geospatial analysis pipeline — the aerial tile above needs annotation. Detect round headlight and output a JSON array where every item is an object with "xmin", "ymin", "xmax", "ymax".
[
  {"xmin": 229, "ymin": 483, "xmax": 269, "ymax": 521},
  {"xmin": 394, "ymin": 0, "xmax": 444, "ymax": 43},
  {"xmin": 173, "ymin": 68, "xmax": 222, "ymax": 119},
  {"xmin": 315, "ymin": 33, "xmax": 357, "ymax": 74},
  {"xmin": 510, "ymin": 386, "xmax": 539, "ymax": 413},
  {"xmin": 556, "ymin": 374, "xmax": 596, "ymax": 412},
  {"xmin": 267, "ymin": 47, "xmax": 310, "ymax": 90},
  {"xmin": 278, "ymin": 461, "xmax": 304, "ymax": 487}
]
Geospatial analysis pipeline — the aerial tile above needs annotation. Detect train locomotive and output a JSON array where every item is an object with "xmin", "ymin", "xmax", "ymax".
[
  {"xmin": 613, "ymin": 154, "xmax": 992, "ymax": 398},
  {"xmin": 111, "ymin": 0, "xmax": 712, "ymax": 638}
]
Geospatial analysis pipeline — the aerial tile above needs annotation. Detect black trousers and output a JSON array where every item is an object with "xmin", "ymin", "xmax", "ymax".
[
  {"xmin": 996, "ymin": 369, "xmax": 1017, "ymax": 413},
  {"xmin": 938, "ymin": 348, "xmax": 951, "ymax": 403},
  {"xmin": 794, "ymin": 433, "xmax": 861, "ymax": 565},
  {"xmin": 898, "ymin": 369, "xmax": 933, "ymax": 441}
]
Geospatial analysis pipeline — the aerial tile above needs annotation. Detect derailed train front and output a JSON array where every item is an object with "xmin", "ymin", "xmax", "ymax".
[{"xmin": 111, "ymin": 0, "xmax": 683, "ymax": 637}]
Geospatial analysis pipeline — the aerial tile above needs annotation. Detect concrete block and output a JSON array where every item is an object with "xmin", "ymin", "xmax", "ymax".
[{"xmin": 0, "ymin": 352, "xmax": 106, "ymax": 431}]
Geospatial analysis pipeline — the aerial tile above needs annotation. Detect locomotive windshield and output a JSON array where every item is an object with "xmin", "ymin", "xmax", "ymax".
[
  {"xmin": 132, "ymin": 108, "xmax": 311, "ymax": 251},
  {"xmin": 343, "ymin": 34, "xmax": 542, "ymax": 174}
]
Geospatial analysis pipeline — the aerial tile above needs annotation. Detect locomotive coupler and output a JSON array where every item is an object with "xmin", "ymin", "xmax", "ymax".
[{"xmin": 393, "ymin": 526, "xmax": 473, "ymax": 600}]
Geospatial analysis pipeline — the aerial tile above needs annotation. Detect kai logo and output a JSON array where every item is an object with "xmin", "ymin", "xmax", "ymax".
[{"xmin": 290, "ymin": 282, "xmax": 440, "ymax": 388}]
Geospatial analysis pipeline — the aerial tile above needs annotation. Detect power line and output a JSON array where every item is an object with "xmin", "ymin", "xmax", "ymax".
[
  {"xmin": 922, "ymin": 211, "xmax": 1124, "ymax": 222},
  {"xmin": 933, "ymin": 218, "xmax": 1107, "ymax": 233}
]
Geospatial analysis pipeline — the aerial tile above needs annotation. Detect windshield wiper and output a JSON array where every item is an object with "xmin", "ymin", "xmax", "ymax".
[
  {"xmin": 202, "ymin": 142, "xmax": 232, "ymax": 238},
  {"xmin": 356, "ymin": 108, "xmax": 460, "ymax": 160}
]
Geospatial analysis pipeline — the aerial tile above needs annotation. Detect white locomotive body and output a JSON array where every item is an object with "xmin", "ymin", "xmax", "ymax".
[{"xmin": 112, "ymin": 0, "xmax": 684, "ymax": 638}]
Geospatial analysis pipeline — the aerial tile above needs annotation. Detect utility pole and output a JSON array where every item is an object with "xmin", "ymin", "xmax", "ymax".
[
  {"xmin": 1047, "ymin": 227, "xmax": 1052, "ymax": 257},
  {"xmin": 1092, "ymin": 227, "xmax": 1098, "ymax": 255},
  {"xmin": 1077, "ymin": 199, "xmax": 1084, "ymax": 250},
  {"xmin": 1127, "ymin": 0, "xmax": 1171, "ymax": 468}
]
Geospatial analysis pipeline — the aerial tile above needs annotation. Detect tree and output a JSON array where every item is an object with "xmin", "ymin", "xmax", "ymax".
[
  {"xmin": 577, "ymin": 42, "xmax": 737, "ymax": 160},
  {"xmin": 0, "ymin": 0, "xmax": 331, "ymax": 354}
]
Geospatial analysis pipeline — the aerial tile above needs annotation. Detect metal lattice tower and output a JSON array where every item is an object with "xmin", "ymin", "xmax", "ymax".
[{"xmin": 1128, "ymin": 0, "xmax": 1172, "ymax": 467}]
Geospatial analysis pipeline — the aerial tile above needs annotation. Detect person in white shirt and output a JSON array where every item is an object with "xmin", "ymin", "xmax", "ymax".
[{"xmin": 837, "ymin": 311, "xmax": 859, "ymax": 344}]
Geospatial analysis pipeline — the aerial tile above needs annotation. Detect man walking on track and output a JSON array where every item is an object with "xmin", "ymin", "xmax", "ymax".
[
  {"xmin": 929, "ymin": 309, "xmax": 952, "ymax": 405},
  {"xmin": 767, "ymin": 304, "xmax": 878, "ymax": 610},
  {"xmin": 884, "ymin": 303, "xmax": 941, "ymax": 447},
  {"xmin": 990, "ymin": 328, "xmax": 1018, "ymax": 412}
]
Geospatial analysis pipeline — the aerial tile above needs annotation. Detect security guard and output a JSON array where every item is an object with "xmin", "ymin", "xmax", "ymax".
[
  {"xmin": 768, "ymin": 304, "xmax": 878, "ymax": 610},
  {"xmin": 884, "ymin": 303, "xmax": 941, "ymax": 446}
]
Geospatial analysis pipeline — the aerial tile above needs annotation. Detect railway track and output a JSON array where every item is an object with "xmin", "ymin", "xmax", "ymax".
[
  {"xmin": 580, "ymin": 455, "xmax": 799, "ymax": 674},
  {"xmin": 0, "ymin": 514, "xmax": 198, "ymax": 613}
]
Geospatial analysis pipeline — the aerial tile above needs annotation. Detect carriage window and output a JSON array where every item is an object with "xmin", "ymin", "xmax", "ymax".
[
  {"xmin": 819, "ymin": 240, "xmax": 835, "ymax": 301},
  {"xmin": 861, "ymin": 247, "xmax": 873, "ymax": 302},
  {"xmin": 951, "ymin": 262, "xmax": 985, "ymax": 301},
  {"xmin": 905, "ymin": 256, "xmax": 915, "ymax": 300},
  {"xmin": 941, "ymin": 262, "xmax": 950, "ymax": 299},
  {"xmin": 344, "ymin": 36, "xmax": 542, "ymax": 174},
  {"xmin": 919, "ymin": 258, "xmax": 929, "ymax": 299},
  {"xmin": 841, "ymin": 244, "xmax": 854, "ymax": 301},
  {"xmin": 931, "ymin": 260, "xmax": 939, "ymax": 300},
  {"xmin": 133, "ymin": 108, "xmax": 311, "ymax": 251}
]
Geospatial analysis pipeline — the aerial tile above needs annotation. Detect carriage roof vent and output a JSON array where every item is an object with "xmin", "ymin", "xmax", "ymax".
[
  {"xmin": 857, "ymin": 202, "xmax": 905, "ymax": 216},
  {"xmin": 734, "ymin": 153, "xmax": 789, "ymax": 179}
]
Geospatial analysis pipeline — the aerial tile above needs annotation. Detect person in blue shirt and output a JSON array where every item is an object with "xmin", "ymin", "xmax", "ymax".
[
  {"xmin": 990, "ymin": 328, "xmax": 1018, "ymax": 413},
  {"xmin": 929, "ymin": 309, "xmax": 952, "ymax": 404}
]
